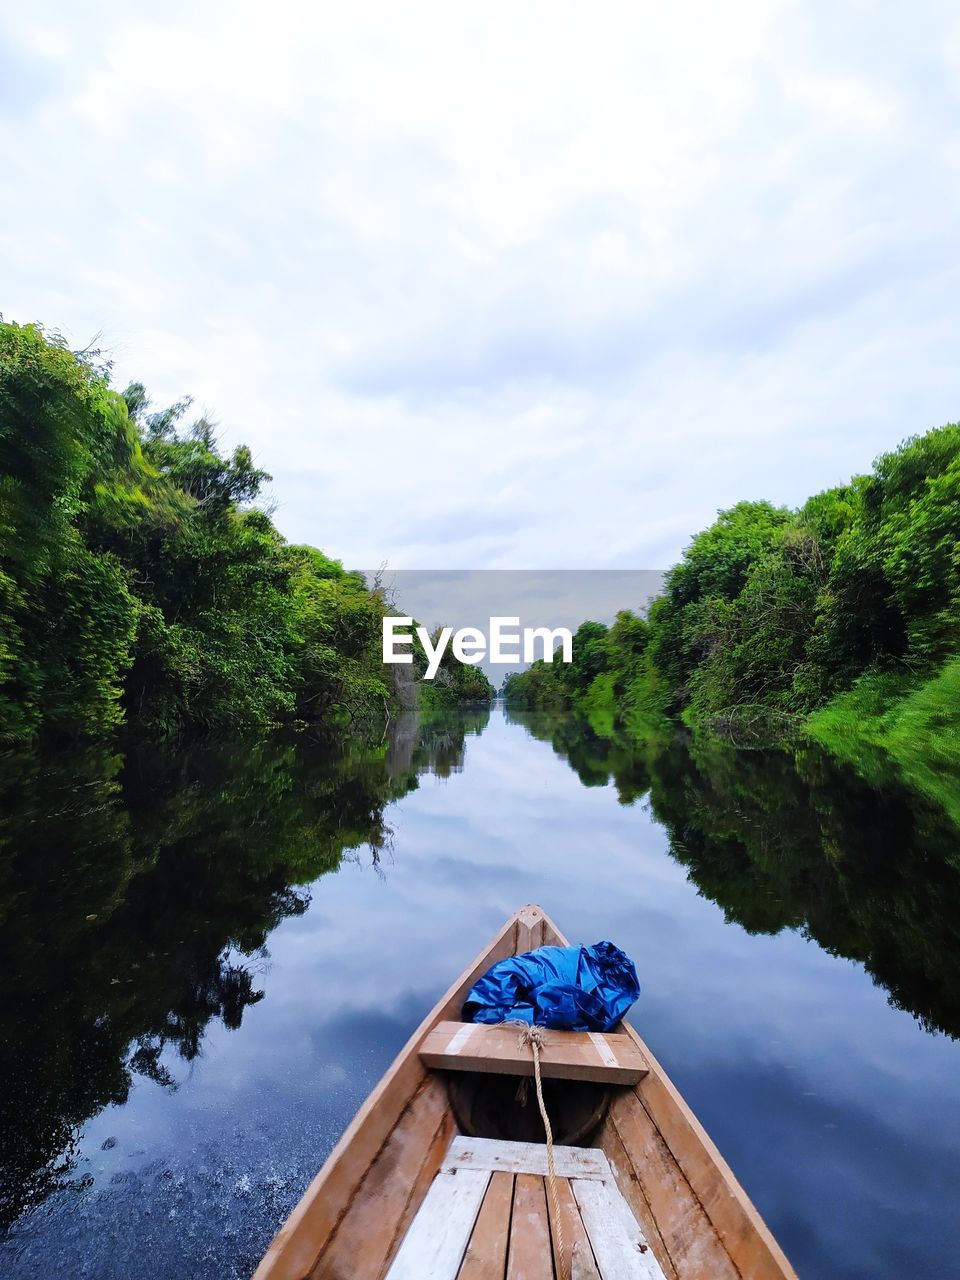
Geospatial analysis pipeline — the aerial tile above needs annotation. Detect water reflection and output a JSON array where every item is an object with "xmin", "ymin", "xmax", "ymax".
[
  {"xmin": 0, "ymin": 702, "xmax": 958, "ymax": 1280},
  {"xmin": 509, "ymin": 709, "xmax": 960, "ymax": 1041},
  {"xmin": 0, "ymin": 711, "xmax": 488, "ymax": 1229}
]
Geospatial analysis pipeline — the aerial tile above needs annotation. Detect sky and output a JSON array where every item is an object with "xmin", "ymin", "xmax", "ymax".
[{"xmin": 2, "ymin": 1, "xmax": 959, "ymax": 572}]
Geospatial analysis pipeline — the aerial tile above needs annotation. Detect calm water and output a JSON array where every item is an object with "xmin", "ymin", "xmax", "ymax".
[{"xmin": 1, "ymin": 705, "xmax": 959, "ymax": 1279}]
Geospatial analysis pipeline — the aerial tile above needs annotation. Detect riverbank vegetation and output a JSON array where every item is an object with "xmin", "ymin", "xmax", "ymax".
[
  {"xmin": 413, "ymin": 630, "xmax": 495, "ymax": 710},
  {"xmin": 503, "ymin": 422, "xmax": 960, "ymax": 809},
  {"xmin": 0, "ymin": 321, "xmax": 475, "ymax": 744}
]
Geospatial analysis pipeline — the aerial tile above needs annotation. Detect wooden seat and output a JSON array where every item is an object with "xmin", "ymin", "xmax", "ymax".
[
  {"xmin": 385, "ymin": 1135, "xmax": 667, "ymax": 1280},
  {"xmin": 419, "ymin": 1020, "xmax": 648, "ymax": 1085}
]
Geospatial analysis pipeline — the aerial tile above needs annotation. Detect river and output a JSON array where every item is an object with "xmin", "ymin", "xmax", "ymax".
[{"xmin": 1, "ymin": 703, "xmax": 958, "ymax": 1279}]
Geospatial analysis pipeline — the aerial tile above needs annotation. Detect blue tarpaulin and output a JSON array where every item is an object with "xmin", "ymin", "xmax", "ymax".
[{"xmin": 463, "ymin": 940, "xmax": 640, "ymax": 1033}]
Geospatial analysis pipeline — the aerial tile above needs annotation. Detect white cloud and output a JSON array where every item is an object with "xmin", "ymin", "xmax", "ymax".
[{"xmin": 1, "ymin": 0, "xmax": 958, "ymax": 570}]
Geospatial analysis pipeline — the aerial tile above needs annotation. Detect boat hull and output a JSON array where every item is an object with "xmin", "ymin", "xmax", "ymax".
[{"xmin": 253, "ymin": 904, "xmax": 797, "ymax": 1280}]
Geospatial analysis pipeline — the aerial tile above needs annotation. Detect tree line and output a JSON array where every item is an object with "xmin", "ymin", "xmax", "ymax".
[
  {"xmin": 0, "ymin": 320, "xmax": 494, "ymax": 743},
  {"xmin": 503, "ymin": 420, "xmax": 960, "ymax": 791}
]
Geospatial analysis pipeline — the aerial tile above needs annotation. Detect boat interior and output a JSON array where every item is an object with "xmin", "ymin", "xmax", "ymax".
[{"xmin": 253, "ymin": 904, "xmax": 797, "ymax": 1280}]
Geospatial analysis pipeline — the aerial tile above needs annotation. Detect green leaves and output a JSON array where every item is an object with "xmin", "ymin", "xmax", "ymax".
[
  {"xmin": 0, "ymin": 320, "xmax": 399, "ymax": 741},
  {"xmin": 5, "ymin": 315, "xmax": 958, "ymax": 749},
  {"xmin": 506, "ymin": 420, "xmax": 960, "ymax": 754}
]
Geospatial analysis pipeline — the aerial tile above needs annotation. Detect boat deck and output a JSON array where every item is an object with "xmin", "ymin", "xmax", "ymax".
[
  {"xmin": 386, "ymin": 1136, "xmax": 666, "ymax": 1280},
  {"xmin": 253, "ymin": 906, "xmax": 798, "ymax": 1280}
]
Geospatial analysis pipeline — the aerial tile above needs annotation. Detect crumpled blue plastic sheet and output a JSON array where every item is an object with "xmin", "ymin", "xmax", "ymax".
[{"xmin": 463, "ymin": 940, "xmax": 640, "ymax": 1032}]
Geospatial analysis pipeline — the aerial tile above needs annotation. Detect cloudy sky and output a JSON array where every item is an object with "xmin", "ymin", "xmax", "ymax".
[{"xmin": 2, "ymin": 2, "xmax": 959, "ymax": 571}]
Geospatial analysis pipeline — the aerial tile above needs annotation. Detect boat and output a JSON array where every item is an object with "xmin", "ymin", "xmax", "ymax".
[{"xmin": 253, "ymin": 904, "xmax": 798, "ymax": 1280}]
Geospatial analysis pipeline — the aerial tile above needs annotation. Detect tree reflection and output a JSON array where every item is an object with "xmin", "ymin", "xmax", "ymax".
[
  {"xmin": 507, "ymin": 709, "xmax": 960, "ymax": 1041},
  {"xmin": 0, "ymin": 715, "xmax": 478, "ymax": 1227}
]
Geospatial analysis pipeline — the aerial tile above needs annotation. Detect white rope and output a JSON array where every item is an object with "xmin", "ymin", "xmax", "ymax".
[{"xmin": 513, "ymin": 1023, "xmax": 567, "ymax": 1280}]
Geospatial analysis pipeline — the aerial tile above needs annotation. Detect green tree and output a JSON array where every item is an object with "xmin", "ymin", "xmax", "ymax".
[{"xmin": 0, "ymin": 322, "xmax": 403, "ymax": 741}]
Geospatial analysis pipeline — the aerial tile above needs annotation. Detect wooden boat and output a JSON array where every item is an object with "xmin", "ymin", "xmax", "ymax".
[{"xmin": 253, "ymin": 904, "xmax": 798, "ymax": 1280}]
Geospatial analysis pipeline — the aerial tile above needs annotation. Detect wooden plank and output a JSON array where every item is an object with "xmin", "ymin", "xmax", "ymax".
[
  {"xmin": 536, "ymin": 906, "xmax": 798, "ymax": 1280},
  {"xmin": 506, "ymin": 1175, "xmax": 553, "ymax": 1280},
  {"xmin": 515, "ymin": 903, "xmax": 546, "ymax": 954},
  {"xmin": 572, "ymin": 1179, "xmax": 666, "ymax": 1280},
  {"xmin": 444, "ymin": 1136, "xmax": 609, "ymax": 1181},
  {"xmin": 457, "ymin": 1172, "xmax": 514, "ymax": 1280},
  {"xmin": 621, "ymin": 1064, "xmax": 796, "ymax": 1280},
  {"xmin": 603, "ymin": 1180, "xmax": 668, "ymax": 1279},
  {"xmin": 254, "ymin": 911, "xmax": 520, "ymax": 1280},
  {"xmin": 545, "ymin": 1176, "xmax": 600, "ymax": 1280},
  {"xmin": 536, "ymin": 909, "xmax": 564, "ymax": 950},
  {"xmin": 313, "ymin": 1076, "xmax": 449, "ymax": 1278},
  {"xmin": 421, "ymin": 1021, "xmax": 648, "ymax": 1085},
  {"xmin": 598, "ymin": 1114, "xmax": 677, "ymax": 1280},
  {"xmin": 386, "ymin": 1168, "xmax": 492, "ymax": 1280},
  {"xmin": 607, "ymin": 1093, "xmax": 740, "ymax": 1280},
  {"xmin": 382, "ymin": 1109, "xmax": 456, "ymax": 1278}
]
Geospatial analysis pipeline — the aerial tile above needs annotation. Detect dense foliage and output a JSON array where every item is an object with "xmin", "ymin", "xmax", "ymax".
[
  {"xmin": 411, "ymin": 628, "xmax": 495, "ymax": 709},
  {"xmin": 0, "ymin": 321, "xmax": 402, "ymax": 742},
  {"xmin": 504, "ymin": 423, "xmax": 960, "ymax": 779}
]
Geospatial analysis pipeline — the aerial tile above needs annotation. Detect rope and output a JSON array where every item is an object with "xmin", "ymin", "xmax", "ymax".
[{"xmin": 513, "ymin": 1022, "xmax": 567, "ymax": 1280}]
